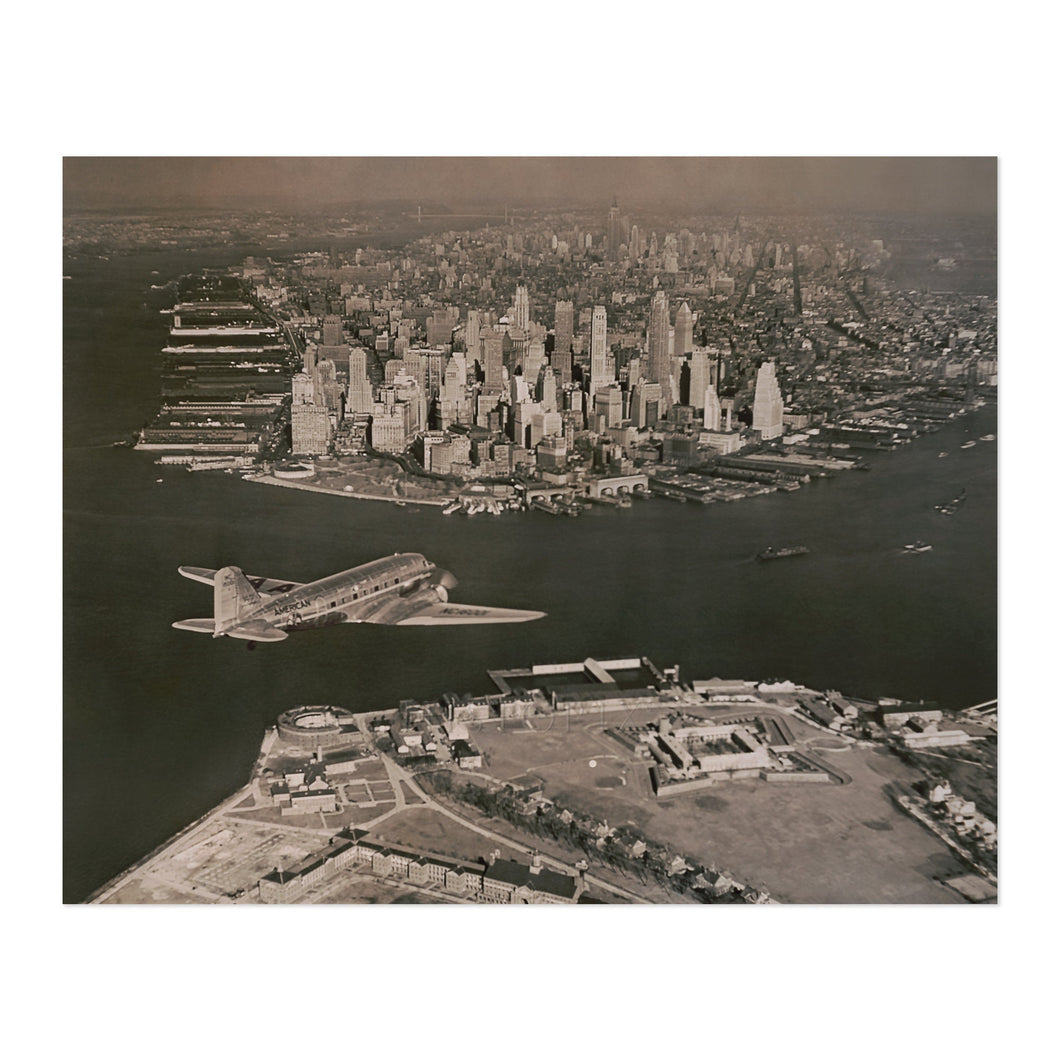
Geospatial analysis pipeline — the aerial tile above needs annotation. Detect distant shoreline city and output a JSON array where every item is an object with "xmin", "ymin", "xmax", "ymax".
[{"xmin": 73, "ymin": 201, "xmax": 995, "ymax": 511}]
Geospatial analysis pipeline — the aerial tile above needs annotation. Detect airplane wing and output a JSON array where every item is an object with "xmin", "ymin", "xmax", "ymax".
[
  {"xmin": 396, "ymin": 602, "xmax": 546, "ymax": 625},
  {"xmin": 350, "ymin": 586, "xmax": 543, "ymax": 626},
  {"xmin": 178, "ymin": 566, "xmax": 304, "ymax": 597}
]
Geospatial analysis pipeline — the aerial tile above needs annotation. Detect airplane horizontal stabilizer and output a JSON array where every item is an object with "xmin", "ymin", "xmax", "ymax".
[
  {"xmin": 224, "ymin": 622, "xmax": 289, "ymax": 643},
  {"xmin": 396, "ymin": 603, "xmax": 546, "ymax": 626},
  {"xmin": 172, "ymin": 618, "xmax": 216, "ymax": 634}
]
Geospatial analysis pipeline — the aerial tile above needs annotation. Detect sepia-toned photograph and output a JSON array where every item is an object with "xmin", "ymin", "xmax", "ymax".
[{"xmin": 62, "ymin": 156, "xmax": 998, "ymax": 907}]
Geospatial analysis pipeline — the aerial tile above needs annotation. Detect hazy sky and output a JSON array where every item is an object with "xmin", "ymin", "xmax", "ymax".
[{"xmin": 63, "ymin": 157, "xmax": 996, "ymax": 215}]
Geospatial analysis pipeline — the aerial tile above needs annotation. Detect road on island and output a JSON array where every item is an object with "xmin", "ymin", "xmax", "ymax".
[{"xmin": 364, "ymin": 730, "xmax": 650, "ymax": 904}]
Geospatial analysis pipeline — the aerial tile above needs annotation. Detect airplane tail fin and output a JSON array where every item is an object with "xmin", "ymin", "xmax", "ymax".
[{"xmin": 214, "ymin": 565, "xmax": 263, "ymax": 635}]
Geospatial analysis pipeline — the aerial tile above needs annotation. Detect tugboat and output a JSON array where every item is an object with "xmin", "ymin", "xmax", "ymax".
[
  {"xmin": 756, "ymin": 545, "xmax": 810, "ymax": 562},
  {"xmin": 935, "ymin": 488, "xmax": 966, "ymax": 516}
]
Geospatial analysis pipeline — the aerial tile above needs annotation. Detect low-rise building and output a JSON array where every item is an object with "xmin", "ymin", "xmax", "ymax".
[
  {"xmin": 481, "ymin": 855, "xmax": 580, "ymax": 904},
  {"xmin": 877, "ymin": 700, "xmax": 944, "ymax": 728}
]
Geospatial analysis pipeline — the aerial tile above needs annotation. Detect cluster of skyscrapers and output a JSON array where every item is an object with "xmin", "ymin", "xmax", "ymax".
[
  {"xmin": 144, "ymin": 200, "xmax": 924, "ymax": 476},
  {"xmin": 287, "ymin": 278, "xmax": 770, "ymax": 480}
]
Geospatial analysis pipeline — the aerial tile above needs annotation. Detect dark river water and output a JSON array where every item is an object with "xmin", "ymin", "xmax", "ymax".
[{"xmin": 63, "ymin": 248, "xmax": 998, "ymax": 902}]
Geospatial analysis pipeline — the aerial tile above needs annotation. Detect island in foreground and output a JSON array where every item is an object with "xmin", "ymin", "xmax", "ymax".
[{"xmin": 88, "ymin": 655, "xmax": 997, "ymax": 905}]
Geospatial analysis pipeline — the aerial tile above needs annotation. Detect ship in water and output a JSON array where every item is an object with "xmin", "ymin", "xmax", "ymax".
[
  {"xmin": 935, "ymin": 488, "xmax": 967, "ymax": 516},
  {"xmin": 756, "ymin": 545, "xmax": 810, "ymax": 562},
  {"xmin": 904, "ymin": 541, "xmax": 932, "ymax": 553}
]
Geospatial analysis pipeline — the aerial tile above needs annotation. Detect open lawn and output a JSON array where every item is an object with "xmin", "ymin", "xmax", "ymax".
[
  {"xmin": 306, "ymin": 870, "xmax": 455, "ymax": 904},
  {"xmin": 474, "ymin": 720, "xmax": 632, "ymax": 781},
  {"xmin": 327, "ymin": 804, "xmax": 392, "ymax": 827},
  {"xmin": 369, "ymin": 806, "xmax": 518, "ymax": 863},
  {"xmin": 350, "ymin": 758, "xmax": 389, "ymax": 783},
  {"xmin": 468, "ymin": 718, "xmax": 968, "ymax": 903}
]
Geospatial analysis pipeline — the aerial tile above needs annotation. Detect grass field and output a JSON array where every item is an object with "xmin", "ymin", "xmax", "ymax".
[
  {"xmin": 469, "ymin": 715, "xmax": 968, "ymax": 903},
  {"xmin": 369, "ymin": 806, "xmax": 517, "ymax": 863},
  {"xmin": 308, "ymin": 871, "xmax": 449, "ymax": 904}
]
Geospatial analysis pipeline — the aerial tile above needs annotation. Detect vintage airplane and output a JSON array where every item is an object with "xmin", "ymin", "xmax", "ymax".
[{"xmin": 173, "ymin": 552, "xmax": 545, "ymax": 645}]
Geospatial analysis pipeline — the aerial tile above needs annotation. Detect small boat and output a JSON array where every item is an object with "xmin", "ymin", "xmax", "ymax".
[
  {"xmin": 979, "ymin": 434, "xmax": 995, "ymax": 442},
  {"xmin": 442, "ymin": 500, "xmax": 462, "ymax": 515},
  {"xmin": 960, "ymin": 440, "xmax": 976, "ymax": 449},
  {"xmin": 938, "ymin": 451, "xmax": 948, "ymax": 458},
  {"xmin": 904, "ymin": 541, "xmax": 932, "ymax": 553},
  {"xmin": 155, "ymin": 478, "xmax": 164, "ymax": 484},
  {"xmin": 757, "ymin": 545, "xmax": 810, "ymax": 562}
]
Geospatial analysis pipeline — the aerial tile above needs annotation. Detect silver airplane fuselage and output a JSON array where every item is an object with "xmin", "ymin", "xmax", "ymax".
[{"xmin": 253, "ymin": 552, "xmax": 442, "ymax": 632}]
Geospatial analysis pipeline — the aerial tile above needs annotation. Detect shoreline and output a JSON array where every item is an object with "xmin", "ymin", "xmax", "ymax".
[
  {"xmin": 86, "ymin": 674, "xmax": 996, "ymax": 905},
  {"xmin": 83, "ymin": 729, "xmax": 277, "ymax": 904},
  {"xmin": 245, "ymin": 474, "xmax": 451, "ymax": 507}
]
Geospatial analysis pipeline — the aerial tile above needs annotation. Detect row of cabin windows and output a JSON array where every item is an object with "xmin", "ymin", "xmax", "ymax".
[{"xmin": 329, "ymin": 575, "xmax": 406, "ymax": 608}]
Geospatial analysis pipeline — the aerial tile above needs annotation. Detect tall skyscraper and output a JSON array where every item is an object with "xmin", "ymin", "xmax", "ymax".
[
  {"xmin": 688, "ymin": 348, "xmax": 711, "ymax": 411},
  {"xmin": 291, "ymin": 372, "xmax": 332, "ymax": 455},
  {"xmin": 607, "ymin": 199, "xmax": 622, "ymax": 261},
  {"xmin": 465, "ymin": 309, "xmax": 481, "ymax": 358},
  {"xmin": 633, "ymin": 381, "xmax": 663, "ymax": 429},
  {"xmin": 647, "ymin": 290, "xmax": 670, "ymax": 394},
  {"xmin": 524, "ymin": 340, "xmax": 546, "ymax": 385},
  {"xmin": 752, "ymin": 361, "xmax": 784, "ymax": 439},
  {"xmin": 481, "ymin": 328, "xmax": 505, "ymax": 386},
  {"xmin": 589, "ymin": 305, "xmax": 608, "ymax": 395},
  {"xmin": 674, "ymin": 302, "xmax": 693, "ymax": 356},
  {"xmin": 538, "ymin": 367, "xmax": 558, "ymax": 412},
  {"xmin": 703, "ymin": 384, "xmax": 722, "ymax": 431},
  {"xmin": 553, "ymin": 300, "xmax": 574, "ymax": 386},
  {"xmin": 513, "ymin": 285, "xmax": 530, "ymax": 331},
  {"xmin": 347, "ymin": 347, "xmax": 374, "ymax": 415},
  {"xmin": 439, "ymin": 352, "xmax": 469, "ymax": 427},
  {"xmin": 322, "ymin": 314, "xmax": 343, "ymax": 347},
  {"xmin": 629, "ymin": 224, "xmax": 641, "ymax": 261}
]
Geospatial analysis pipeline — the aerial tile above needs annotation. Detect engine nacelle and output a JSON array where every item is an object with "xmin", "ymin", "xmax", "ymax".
[
  {"xmin": 399, "ymin": 567, "xmax": 458, "ymax": 599},
  {"xmin": 433, "ymin": 569, "xmax": 458, "ymax": 602}
]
